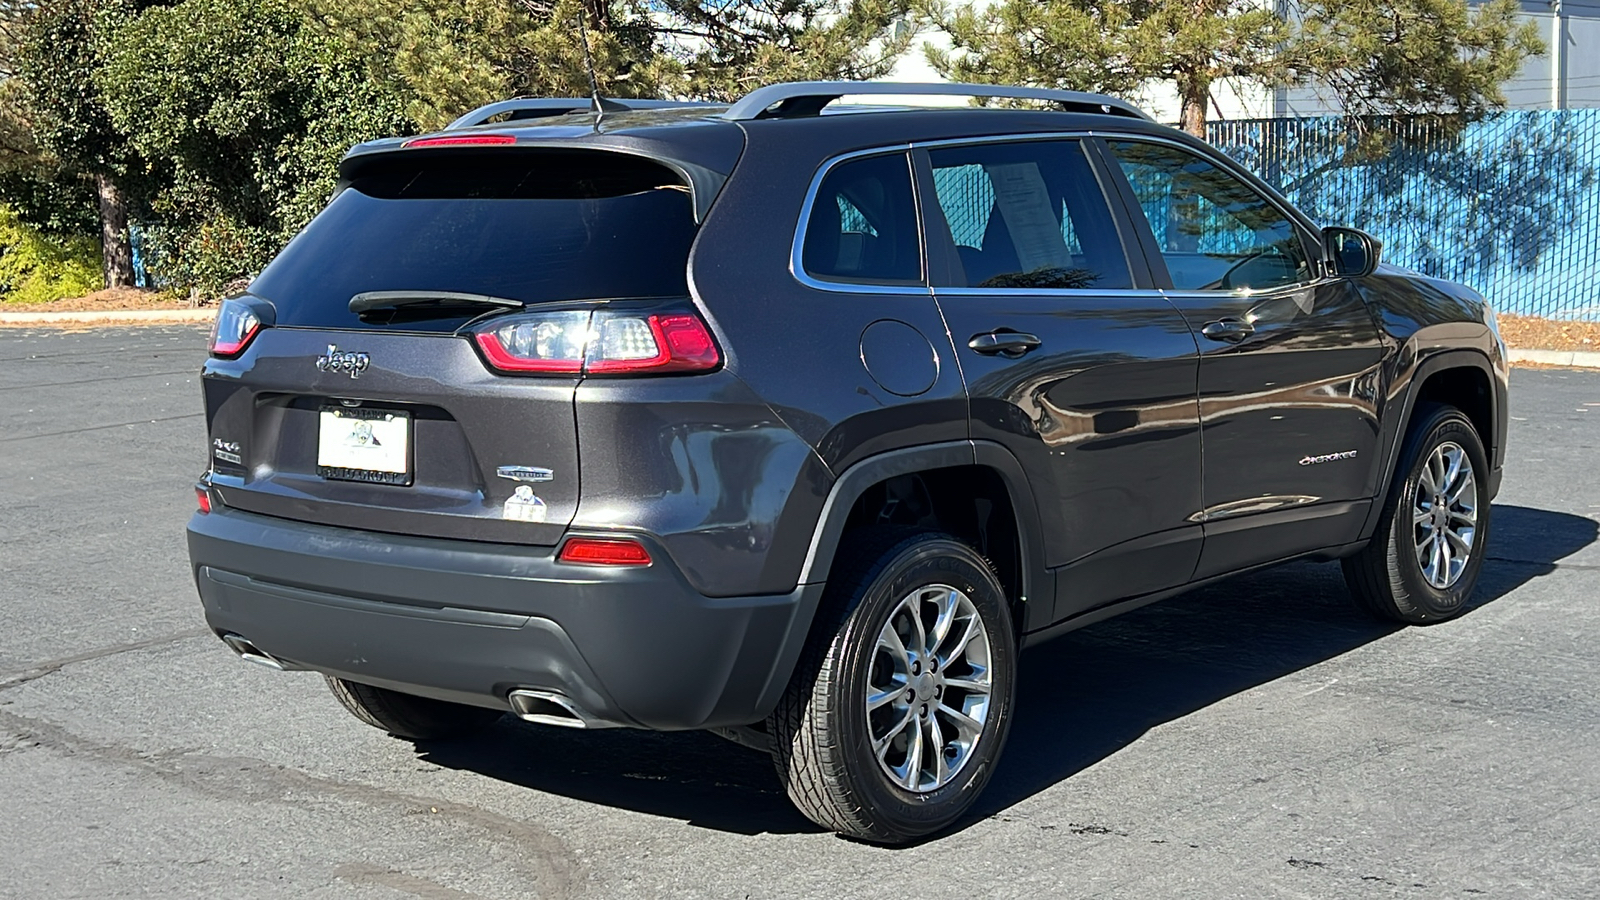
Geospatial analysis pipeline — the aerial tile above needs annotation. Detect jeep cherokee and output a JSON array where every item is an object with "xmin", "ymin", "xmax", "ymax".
[{"xmin": 187, "ymin": 81, "xmax": 1508, "ymax": 843}]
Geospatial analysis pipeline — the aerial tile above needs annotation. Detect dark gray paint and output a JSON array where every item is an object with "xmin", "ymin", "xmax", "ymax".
[{"xmin": 189, "ymin": 101, "xmax": 1511, "ymax": 728}]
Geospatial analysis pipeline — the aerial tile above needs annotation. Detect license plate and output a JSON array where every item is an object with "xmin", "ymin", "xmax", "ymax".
[{"xmin": 317, "ymin": 406, "xmax": 411, "ymax": 485}]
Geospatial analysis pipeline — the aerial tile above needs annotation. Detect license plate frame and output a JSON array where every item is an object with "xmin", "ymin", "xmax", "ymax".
[{"xmin": 316, "ymin": 405, "xmax": 413, "ymax": 486}]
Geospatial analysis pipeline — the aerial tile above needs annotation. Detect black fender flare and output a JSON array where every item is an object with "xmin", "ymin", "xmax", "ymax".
[
  {"xmin": 794, "ymin": 439, "xmax": 1049, "ymax": 619},
  {"xmin": 1359, "ymin": 347, "xmax": 1500, "ymax": 541}
]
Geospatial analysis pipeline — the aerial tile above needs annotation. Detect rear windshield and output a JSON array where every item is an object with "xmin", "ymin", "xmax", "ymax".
[{"xmin": 250, "ymin": 149, "xmax": 698, "ymax": 331}]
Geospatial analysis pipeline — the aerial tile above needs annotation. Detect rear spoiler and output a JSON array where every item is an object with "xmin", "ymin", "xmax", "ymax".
[{"xmin": 337, "ymin": 140, "xmax": 732, "ymax": 223}]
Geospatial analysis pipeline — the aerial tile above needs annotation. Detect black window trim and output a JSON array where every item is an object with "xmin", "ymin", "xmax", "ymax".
[{"xmin": 1089, "ymin": 132, "xmax": 1334, "ymax": 295}]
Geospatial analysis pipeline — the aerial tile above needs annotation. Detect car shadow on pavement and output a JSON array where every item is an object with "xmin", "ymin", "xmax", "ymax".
[
  {"xmin": 413, "ymin": 503, "xmax": 1593, "ymax": 840},
  {"xmin": 968, "ymin": 503, "xmax": 1597, "ymax": 825}
]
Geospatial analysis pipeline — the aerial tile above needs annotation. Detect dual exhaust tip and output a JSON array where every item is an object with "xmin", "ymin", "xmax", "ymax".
[{"xmin": 220, "ymin": 633, "xmax": 612, "ymax": 730}]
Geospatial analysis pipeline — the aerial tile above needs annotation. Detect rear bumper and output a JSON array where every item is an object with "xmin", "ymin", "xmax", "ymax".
[{"xmin": 187, "ymin": 507, "xmax": 822, "ymax": 730}]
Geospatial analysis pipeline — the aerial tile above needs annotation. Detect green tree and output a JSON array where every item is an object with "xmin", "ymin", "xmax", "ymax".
[
  {"xmin": 95, "ymin": 0, "xmax": 409, "ymax": 295},
  {"xmin": 924, "ymin": 0, "xmax": 1543, "ymax": 138},
  {"xmin": 661, "ymin": 0, "xmax": 914, "ymax": 101},
  {"xmin": 15, "ymin": 0, "xmax": 144, "ymax": 288},
  {"xmin": 307, "ymin": 0, "xmax": 914, "ymax": 131}
]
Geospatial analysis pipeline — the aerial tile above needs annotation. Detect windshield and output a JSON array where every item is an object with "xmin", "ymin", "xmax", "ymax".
[{"xmin": 249, "ymin": 149, "xmax": 698, "ymax": 332}]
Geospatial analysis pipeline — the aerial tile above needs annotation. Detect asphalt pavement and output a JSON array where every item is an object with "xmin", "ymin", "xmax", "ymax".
[{"xmin": 2, "ymin": 326, "xmax": 1597, "ymax": 899}]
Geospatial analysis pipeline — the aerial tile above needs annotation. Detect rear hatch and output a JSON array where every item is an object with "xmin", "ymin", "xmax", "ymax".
[{"xmin": 202, "ymin": 146, "xmax": 709, "ymax": 545}]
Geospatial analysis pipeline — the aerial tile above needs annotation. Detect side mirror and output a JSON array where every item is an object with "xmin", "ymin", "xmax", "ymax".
[{"xmin": 1322, "ymin": 227, "xmax": 1381, "ymax": 278}]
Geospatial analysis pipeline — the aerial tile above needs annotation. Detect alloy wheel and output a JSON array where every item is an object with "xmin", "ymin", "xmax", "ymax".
[
  {"xmin": 1413, "ymin": 440, "xmax": 1478, "ymax": 589},
  {"xmin": 865, "ymin": 584, "xmax": 993, "ymax": 793}
]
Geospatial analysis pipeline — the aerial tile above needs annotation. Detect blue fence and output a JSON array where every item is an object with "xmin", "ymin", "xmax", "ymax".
[{"xmin": 1209, "ymin": 110, "xmax": 1600, "ymax": 319}]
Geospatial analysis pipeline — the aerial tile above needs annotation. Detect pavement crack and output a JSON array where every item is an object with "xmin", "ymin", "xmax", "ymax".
[
  {"xmin": 0, "ymin": 628, "xmax": 211, "ymax": 691},
  {"xmin": 0, "ymin": 412, "xmax": 204, "ymax": 443},
  {"xmin": 0, "ymin": 707, "xmax": 582, "ymax": 898}
]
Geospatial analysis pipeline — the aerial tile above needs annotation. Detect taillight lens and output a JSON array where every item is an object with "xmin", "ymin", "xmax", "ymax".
[
  {"xmin": 402, "ymin": 134, "xmax": 517, "ymax": 148},
  {"xmin": 195, "ymin": 486, "xmax": 212, "ymax": 514},
  {"xmin": 472, "ymin": 309, "xmax": 720, "ymax": 376},
  {"xmin": 209, "ymin": 297, "xmax": 263, "ymax": 358},
  {"xmin": 557, "ymin": 537, "xmax": 653, "ymax": 566}
]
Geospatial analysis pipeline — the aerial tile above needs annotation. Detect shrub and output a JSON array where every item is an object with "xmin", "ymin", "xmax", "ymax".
[{"xmin": 0, "ymin": 205, "xmax": 102, "ymax": 303}]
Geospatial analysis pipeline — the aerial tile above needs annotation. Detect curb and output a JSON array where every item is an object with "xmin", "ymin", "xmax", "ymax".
[
  {"xmin": 0, "ymin": 308, "xmax": 213, "ymax": 326},
  {"xmin": 1507, "ymin": 348, "xmax": 1600, "ymax": 368}
]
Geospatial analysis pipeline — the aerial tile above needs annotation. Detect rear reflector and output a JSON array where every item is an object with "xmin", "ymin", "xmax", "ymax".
[
  {"xmin": 195, "ymin": 487, "xmax": 212, "ymax": 514},
  {"xmin": 557, "ymin": 538, "xmax": 652, "ymax": 566},
  {"xmin": 402, "ymin": 134, "xmax": 517, "ymax": 148}
]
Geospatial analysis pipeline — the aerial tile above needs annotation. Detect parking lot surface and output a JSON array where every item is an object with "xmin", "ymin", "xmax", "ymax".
[{"xmin": 2, "ymin": 326, "xmax": 1597, "ymax": 899}]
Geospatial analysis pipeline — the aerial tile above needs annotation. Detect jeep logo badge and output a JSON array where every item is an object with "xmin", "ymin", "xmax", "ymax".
[{"xmin": 315, "ymin": 345, "xmax": 369, "ymax": 379}]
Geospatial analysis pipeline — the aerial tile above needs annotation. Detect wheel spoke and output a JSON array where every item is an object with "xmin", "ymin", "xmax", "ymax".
[
  {"xmin": 927, "ymin": 714, "xmax": 948, "ymax": 786},
  {"xmin": 1433, "ymin": 530, "xmax": 1450, "ymax": 584},
  {"xmin": 937, "ymin": 702, "xmax": 984, "ymax": 738},
  {"xmin": 1449, "ymin": 470, "xmax": 1477, "ymax": 505},
  {"xmin": 929, "ymin": 589, "xmax": 959, "ymax": 654},
  {"xmin": 1412, "ymin": 504, "xmax": 1432, "ymax": 527},
  {"xmin": 1416, "ymin": 531, "xmax": 1436, "ymax": 562},
  {"xmin": 872, "ymin": 707, "xmax": 914, "ymax": 760},
  {"xmin": 909, "ymin": 596, "xmax": 929, "ymax": 658},
  {"xmin": 1444, "ymin": 526, "xmax": 1473, "ymax": 557},
  {"xmin": 878, "ymin": 622, "xmax": 911, "ymax": 672},
  {"xmin": 942, "ymin": 673, "xmax": 990, "ymax": 696},
  {"xmin": 867, "ymin": 682, "xmax": 905, "ymax": 712},
  {"xmin": 1441, "ymin": 448, "xmax": 1465, "ymax": 496},
  {"xmin": 1450, "ymin": 506, "xmax": 1476, "ymax": 526},
  {"xmin": 939, "ymin": 614, "xmax": 980, "ymax": 669},
  {"xmin": 902, "ymin": 712, "xmax": 925, "ymax": 789}
]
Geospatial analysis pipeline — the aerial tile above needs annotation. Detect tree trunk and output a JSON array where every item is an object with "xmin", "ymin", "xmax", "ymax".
[
  {"xmin": 1178, "ymin": 76, "xmax": 1209, "ymax": 139},
  {"xmin": 95, "ymin": 174, "xmax": 135, "ymax": 290}
]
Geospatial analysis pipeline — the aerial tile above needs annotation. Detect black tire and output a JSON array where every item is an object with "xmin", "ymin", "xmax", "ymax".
[
  {"xmin": 767, "ymin": 527, "xmax": 1017, "ymax": 844},
  {"xmin": 325, "ymin": 676, "xmax": 503, "ymax": 741},
  {"xmin": 1343, "ymin": 404, "xmax": 1491, "ymax": 624}
]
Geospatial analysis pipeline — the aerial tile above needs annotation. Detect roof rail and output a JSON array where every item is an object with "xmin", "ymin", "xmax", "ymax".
[
  {"xmin": 721, "ymin": 81, "xmax": 1152, "ymax": 122},
  {"xmin": 448, "ymin": 98, "xmax": 717, "ymax": 130}
]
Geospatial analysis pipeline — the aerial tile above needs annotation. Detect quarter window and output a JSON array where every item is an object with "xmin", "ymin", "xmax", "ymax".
[
  {"xmin": 926, "ymin": 140, "xmax": 1132, "ymax": 291},
  {"xmin": 1105, "ymin": 140, "xmax": 1311, "ymax": 292},
  {"xmin": 801, "ymin": 152, "xmax": 921, "ymax": 284}
]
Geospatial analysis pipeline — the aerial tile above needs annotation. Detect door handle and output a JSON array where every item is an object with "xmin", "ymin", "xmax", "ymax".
[
  {"xmin": 1201, "ymin": 318, "xmax": 1255, "ymax": 343},
  {"xmin": 969, "ymin": 331, "xmax": 1042, "ymax": 358}
]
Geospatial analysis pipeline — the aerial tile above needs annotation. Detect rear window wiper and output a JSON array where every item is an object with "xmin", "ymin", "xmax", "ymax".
[{"xmin": 349, "ymin": 291, "xmax": 526, "ymax": 314}]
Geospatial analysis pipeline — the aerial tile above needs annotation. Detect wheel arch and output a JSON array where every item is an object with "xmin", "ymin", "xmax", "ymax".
[
  {"xmin": 1360, "ymin": 348, "xmax": 1501, "ymax": 542},
  {"xmin": 794, "ymin": 440, "xmax": 1049, "ymax": 634}
]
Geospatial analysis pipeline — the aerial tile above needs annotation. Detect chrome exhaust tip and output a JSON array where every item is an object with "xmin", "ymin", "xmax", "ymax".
[
  {"xmin": 507, "ymin": 689, "xmax": 618, "ymax": 729},
  {"xmin": 219, "ymin": 633, "xmax": 287, "ymax": 671}
]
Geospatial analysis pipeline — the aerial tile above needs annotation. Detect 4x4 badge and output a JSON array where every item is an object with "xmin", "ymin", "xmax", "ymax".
[{"xmin": 315, "ymin": 345, "xmax": 369, "ymax": 379}]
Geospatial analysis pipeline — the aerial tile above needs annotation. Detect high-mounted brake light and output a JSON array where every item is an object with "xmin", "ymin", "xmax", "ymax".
[
  {"xmin": 209, "ymin": 297, "xmax": 264, "ymax": 358},
  {"xmin": 558, "ymin": 537, "xmax": 653, "ymax": 566},
  {"xmin": 472, "ymin": 309, "xmax": 721, "ymax": 377},
  {"xmin": 402, "ymin": 134, "xmax": 517, "ymax": 148}
]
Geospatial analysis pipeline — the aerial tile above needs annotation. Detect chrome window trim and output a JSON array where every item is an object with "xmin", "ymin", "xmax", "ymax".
[
  {"xmin": 1092, "ymin": 131, "xmax": 1328, "ymax": 293},
  {"xmin": 790, "ymin": 144, "xmax": 932, "ymax": 296},
  {"xmin": 790, "ymin": 129, "xmax": 1329, "ymax": 299}
]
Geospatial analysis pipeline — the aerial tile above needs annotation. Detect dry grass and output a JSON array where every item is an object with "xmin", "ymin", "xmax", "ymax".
[
  {"xmin": 2, "ymin": 287, "xmax": 200, "ymax": 312},
  {"xmin": 1497, "ymin": 314, "xmax": 1600, "ymax": 352}
]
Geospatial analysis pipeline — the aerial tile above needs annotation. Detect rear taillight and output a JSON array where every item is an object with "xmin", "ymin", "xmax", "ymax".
[
  {"xmin": 195, "ymin": 486, "xmax": 212, "ymax": 514},
  {"xmin": 472, "ymin": 309, "xmax": 720, "ymax": 376},
  {"xmin": 557, "ymin": 537, "xmax": 652, "ymax": 566},
  {"xmin": 209, "ymin": 297, "xmax": 264, "ymax": 358}
]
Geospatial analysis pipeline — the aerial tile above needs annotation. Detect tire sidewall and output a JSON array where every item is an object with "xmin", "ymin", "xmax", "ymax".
[
  {"xmin": 826, "ymin": 536, "xmax": 1016, "ymax": 839},
  {"xmin": 1388, "ymin": 410, "xmax": 1491, "ymax": 618}
]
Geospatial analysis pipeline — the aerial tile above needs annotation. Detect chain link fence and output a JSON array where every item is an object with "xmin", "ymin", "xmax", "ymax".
[{"xmin": 1210, "ymin": 110, "xmax": 1600, "ymax": 320}]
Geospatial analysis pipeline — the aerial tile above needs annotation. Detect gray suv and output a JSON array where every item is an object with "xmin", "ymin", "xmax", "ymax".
[{"xmin": 188, "ymin": 81, "xmax": 1508, "ymax": 843}]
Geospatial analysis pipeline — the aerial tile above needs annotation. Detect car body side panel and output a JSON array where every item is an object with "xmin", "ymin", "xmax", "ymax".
[{"xmin": 572, "ymin": 371, "xmax": 834, "ymax": 598}]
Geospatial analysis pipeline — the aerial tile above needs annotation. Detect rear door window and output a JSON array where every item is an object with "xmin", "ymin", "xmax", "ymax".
[
  {"xmin": 926, "ymin": 140, "xmax": 1132, "ymax": 291},
  {"xmin": 800, "ymin": 152, "xmax": 922, "ymax": 285},
  {"xmin": 249, "ymin": 150, "xmax": 699, "ymax": 332}
]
